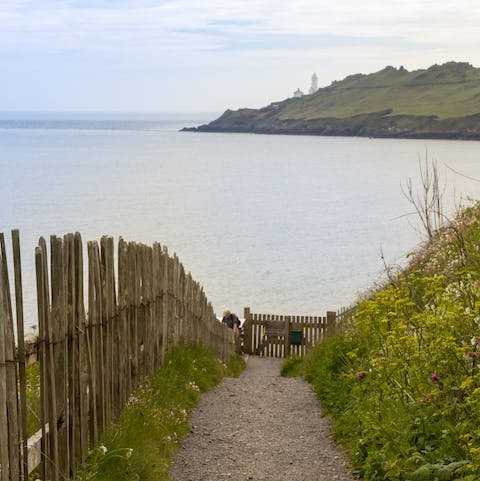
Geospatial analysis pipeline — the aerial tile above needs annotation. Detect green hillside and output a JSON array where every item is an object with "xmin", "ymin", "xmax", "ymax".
[
  {"xmin": 280, "ymin": 62, "xmax": 480, "ymax": 120},
  {"xmin": 187, "ymin": 62, "xmax": 480, "ymax": 139}
]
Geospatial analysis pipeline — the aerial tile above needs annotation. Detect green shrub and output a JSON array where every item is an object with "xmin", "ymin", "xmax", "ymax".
[
  {"xmin": 226, "ymin": 352, "xmax": 246, "ymax": 377},
  {"xmin": 280, "ymin": 355, "xmax": 304, "ymax": 377}
]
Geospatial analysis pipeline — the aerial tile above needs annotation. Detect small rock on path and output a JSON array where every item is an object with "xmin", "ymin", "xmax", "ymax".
[{"xmin": 171, "ymin": 356, "xmax": 352, "ymax": 481}]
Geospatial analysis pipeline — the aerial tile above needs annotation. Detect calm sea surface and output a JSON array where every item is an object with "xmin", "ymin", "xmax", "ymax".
[{"xmin": 1, "ymin": 112, "xmax": 480, "ymax": 330}]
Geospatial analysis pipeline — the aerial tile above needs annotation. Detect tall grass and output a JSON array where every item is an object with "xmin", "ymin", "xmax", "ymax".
[{"xmin": 26, "ymin": 362, "xmax": 41, "ymax": 437}]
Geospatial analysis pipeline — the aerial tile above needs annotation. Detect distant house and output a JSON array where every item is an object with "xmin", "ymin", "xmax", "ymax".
[{"xmin": 293, "ymin": 88, "xmax": 304, "ymax": 98}]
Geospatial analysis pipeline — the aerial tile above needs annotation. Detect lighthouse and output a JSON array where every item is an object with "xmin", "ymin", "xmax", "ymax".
[{"xmin": 309, "ymin": 73, "xmax": 318, "ymax": 94}]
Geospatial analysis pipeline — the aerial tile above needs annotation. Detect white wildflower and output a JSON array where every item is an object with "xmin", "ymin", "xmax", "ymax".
[{"xmin": 187, "ymin": 381, "xmax": 200, "ymax": 392}]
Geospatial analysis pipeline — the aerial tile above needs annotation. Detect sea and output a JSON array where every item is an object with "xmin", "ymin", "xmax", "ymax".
[{"xmin": 1, "ymin": 111, "xmax": 480, "ymax": 331}]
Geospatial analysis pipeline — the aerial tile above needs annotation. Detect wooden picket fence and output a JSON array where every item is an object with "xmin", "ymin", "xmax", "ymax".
[
  {"xmin": 242, "ymin": 307, "xmax": 338, "ymax": 358},
  {"xmin": 0, "ymin": 231, "xmax": 235, "ymax": 481}
]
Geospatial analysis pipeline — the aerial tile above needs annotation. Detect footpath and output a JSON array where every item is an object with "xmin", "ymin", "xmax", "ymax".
[{"xmin": 171, "ymin": 356, "xmax": 353, "ymax": 481}]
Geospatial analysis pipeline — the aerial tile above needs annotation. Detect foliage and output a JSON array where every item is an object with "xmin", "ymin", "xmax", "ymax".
[
  {"xmin": 226, "ymin": 352, "xmax": 247, "ymax": 378},
  {"xmin": 74, "ymin": 344, "xmax": 245, "ymax": 481},
  {"xmin": 280, "ymin": 355, "xmax": 304, "ymax": 377},
  {"xmin": 280, "ymin": 62, "xmax": 480, "ymax": 121},
  {"xmin": 304, "ymin": 203, "xmax": 480, "ymax": 480},
  {"xmin": 25, "ymin": 361, "xmax": 41, "ymax": 436}
]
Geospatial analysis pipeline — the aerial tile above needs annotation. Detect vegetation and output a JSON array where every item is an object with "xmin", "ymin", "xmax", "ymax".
[
  {"xmin": 67, "ymin": 344, "xmax": 245, "ymax": 481},
  {"xmin": 280, "ymin": 355, "xmax": 304, "ymax": 377},
  {"xmin": 303, "ymin": 203, "xmax": 480, "ymax": 480},
  {"xmin": 191, "ymin": 62, "xmax": 480, "ymax": 139},
  {"xmin": 280, "ymin": 62, "xmax": 480, "ymax": 121},
  {"xmin": 26, "ymin": 361, "xmax": 41, "ymax": 436}
]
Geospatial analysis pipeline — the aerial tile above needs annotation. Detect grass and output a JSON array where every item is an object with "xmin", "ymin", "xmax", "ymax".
[
  {"xmin": 278, "ymin": 62, "xmax": 480, "ymax": 121},
  {"xmin": 280, "ymin": 355, "xmax": 304, "ymax": 377},
  {"xmin": 25, "ymin": 361, "xmax": 41, "ymax": 436},
  {"xmin": 280, "ymin": 81, "xmax": 480, "ymax": 121},
  {"xmin": 73, "ymin": 344, "xmax": 245, "ymax": 481},
  {"xmin": 302, "ymin": 203, "xmax": 480, "ymax": 480}
]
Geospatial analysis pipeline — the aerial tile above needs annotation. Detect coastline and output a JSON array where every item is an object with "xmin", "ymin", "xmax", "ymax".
[
  {"xmin": 182, "ymin": 112, "xmax": 480, "ymax": 141},
  {"xmin": 182, "ymin": 126, "xmax": 480, "ymax": 141}
]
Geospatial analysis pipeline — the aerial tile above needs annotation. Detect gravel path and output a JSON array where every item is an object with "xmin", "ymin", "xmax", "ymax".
[{"xmin": 171, "ymin": 356, "xmax": 352, "ymax": 481}]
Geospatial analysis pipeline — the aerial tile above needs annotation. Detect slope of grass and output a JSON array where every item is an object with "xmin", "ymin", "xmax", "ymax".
[
  {"xmin": 278, "ymin": 62, "xmax": 480, "ymax": 120},
  {"xmin": 303, "ymin": 203, "xmax": 480, "ymax": 480}
]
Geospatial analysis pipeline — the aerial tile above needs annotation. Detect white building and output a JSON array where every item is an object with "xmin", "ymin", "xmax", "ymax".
[
  {"xmin": 293, "ymin": 88, "xmax": 304, "ymax": 98},
  {"xmin": 309, "ymin": 73, "xmax": 318, "ymax": 94}
]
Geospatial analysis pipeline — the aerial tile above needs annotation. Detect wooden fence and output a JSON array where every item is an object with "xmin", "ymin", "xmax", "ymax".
[
  {"xmin": 0, "ymin": 231, "xmax": 235, "ymax": 481},
  {"xmin": 242, "ymin": 307, "xmax": 337, "ymax": 358}
]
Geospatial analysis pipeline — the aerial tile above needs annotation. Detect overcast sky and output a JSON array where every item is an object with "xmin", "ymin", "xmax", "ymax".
[{"xmin": 1, "ymin": 0, "xmax": 480, "ymax": 112}]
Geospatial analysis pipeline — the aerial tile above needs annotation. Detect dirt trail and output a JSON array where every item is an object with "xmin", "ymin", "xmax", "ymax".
[{"xmin": 171, "ymin": 356, "xmax": 352, "ymax": 481}]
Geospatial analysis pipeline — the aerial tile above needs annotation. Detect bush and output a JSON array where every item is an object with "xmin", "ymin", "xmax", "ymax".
[
  {"xmin": 305, "ymin": 271, "xmax": 480, "ymax": 480},
  {"xmin": 280, "ymin": 355, "xmax": 304, "ymax": 377},
  {"xmin": 304, "ymin": 204, "xmax": 480, "ymax": 480}
]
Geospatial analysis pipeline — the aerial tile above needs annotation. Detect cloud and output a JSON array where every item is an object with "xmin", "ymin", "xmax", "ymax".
[
  {"xmin": 1, "ymin": 0, "xmax": 480, "ymax": 110},
  {"xmin": 2, "ymin": 0, "xmax": 480, "ymax": 54}
]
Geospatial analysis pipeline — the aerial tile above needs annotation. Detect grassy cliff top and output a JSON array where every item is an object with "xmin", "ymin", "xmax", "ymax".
[{"xmin": 270, "ymin": 61, "xmax": 480, "ymax": 120}]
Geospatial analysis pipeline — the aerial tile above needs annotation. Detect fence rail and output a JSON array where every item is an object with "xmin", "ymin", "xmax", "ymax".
[{"xmin": 0, "ymin": 231, "xmax": 235, "ymax": 481}]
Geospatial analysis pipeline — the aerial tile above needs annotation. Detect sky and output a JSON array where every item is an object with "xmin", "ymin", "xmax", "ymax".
[{"xmin": 1, "ymin": 0, "xmax": 480, "ymax": 112}]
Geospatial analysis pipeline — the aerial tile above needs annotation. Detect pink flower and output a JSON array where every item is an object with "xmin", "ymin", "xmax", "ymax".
[
  {"xmin": 354, "ymin": 371, "xmax": 367, "ymax": 380},
  {"xmin": 419, "ymin": 396, "xmax": 431, "ymax": 403},
  {"xmin": 466, "ymin": 352, "xmax": 478, "ymax": 359},
  {"xmin": 430, "ymin": 373, "xmax": 440, "ymax": 383}
]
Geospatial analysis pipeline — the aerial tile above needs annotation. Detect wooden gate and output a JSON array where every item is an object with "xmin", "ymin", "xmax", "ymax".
[{"xmin": 242, "ymin": 307, "xmax": 337, "ymax": 358}]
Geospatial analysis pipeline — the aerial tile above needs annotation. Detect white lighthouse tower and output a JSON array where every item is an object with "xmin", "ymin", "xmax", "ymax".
[{"xmin": 309, "ymin": 73, "xmax": 318, "ymax": 94}]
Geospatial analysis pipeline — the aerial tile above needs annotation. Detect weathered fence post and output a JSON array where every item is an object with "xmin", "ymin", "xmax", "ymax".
[
  {"xmin": 0, "ymin": 234, "xmax": 21, "ymax": 481},
  {"xmin": 243, "ymin": 307, "xmax": 251, "ymax": 354},
  {"xmin": 0, "ymin": 240, "xmax": 12, "ymax": 481},
  {"xmin": 12, "ymin": 230, "xmax": 28, "ymax": 481},
  {"xmin": 50, "ymin": 235, "xmax": 68, "ymax": 478},
  {"xmin": 285, "ymin": 315, "xmax": 291, "ymax": 357},
  {"xmin": 117, "ymin": 239, "xmax": 127, "ymax": 419},
  {"xmin": 326, "ymin": 311, "xmax": 336, "ymax": 336},
  {"xmin": 161, "ymin": 246, "xmax": 169, "ymax": 362}
]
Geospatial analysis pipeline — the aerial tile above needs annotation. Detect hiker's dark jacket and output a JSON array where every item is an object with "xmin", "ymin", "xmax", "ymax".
[{"xmin": 222, "ymin": 313, "xmax": 240, "ymax": 329}]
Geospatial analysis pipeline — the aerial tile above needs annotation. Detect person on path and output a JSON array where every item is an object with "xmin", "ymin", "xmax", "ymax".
[{"xmin": 222, "ymin": 308, "xmax": 240, "ymax": 334}]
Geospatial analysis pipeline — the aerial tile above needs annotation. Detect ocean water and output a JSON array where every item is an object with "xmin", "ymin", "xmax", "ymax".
[{"xmin": 1, "ymin": 112, "xmax": 480, "ymax": 330}]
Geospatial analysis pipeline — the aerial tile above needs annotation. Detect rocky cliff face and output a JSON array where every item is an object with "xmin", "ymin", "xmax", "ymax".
[{"xmin": 185, "ymin": 110, "xmax": 480, "ymax": 140}]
